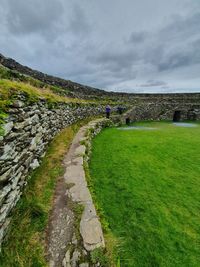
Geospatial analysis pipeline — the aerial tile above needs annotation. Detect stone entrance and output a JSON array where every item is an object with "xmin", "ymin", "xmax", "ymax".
[{"xmin": 173, "ymin": 111, "xmax": 181, "ymax": 122}]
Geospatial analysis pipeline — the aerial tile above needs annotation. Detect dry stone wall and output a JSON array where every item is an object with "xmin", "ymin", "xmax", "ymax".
[
  {"xmin": 1, "ymin": 91, "xmax": 200, "ymax": 248},
  {"xmin": 124, "ymin": 102, "xmax": 200, "ymax": 122},
  {"xmin": 0, "ymin": 98, "xmax": 116, "ymax": 246}
]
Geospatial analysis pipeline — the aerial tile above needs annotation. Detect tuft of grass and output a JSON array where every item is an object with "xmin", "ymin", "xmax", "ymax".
[
  {"xmin": 90, "ymin": 247, "xmax": 108, "ymax": 266},
  {"xmin": 89, "ymin": 121, "xmax": 200, "ymax": 267},
  {"xmin": 0, "ymin": 120, "xmax": 90, "ymax": 267}
]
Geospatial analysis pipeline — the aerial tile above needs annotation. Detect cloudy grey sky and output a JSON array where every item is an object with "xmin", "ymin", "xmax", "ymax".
[{"xmin": 0, "ymin": 0, "xmax": 200, "ymax": 93}]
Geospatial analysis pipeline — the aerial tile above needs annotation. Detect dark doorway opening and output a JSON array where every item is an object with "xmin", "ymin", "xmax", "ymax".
[
  {"xmin": 173, "ymin": 111, "xmax": 181, "ymax": 122},
  {"xmin": 126, "ymin": 117, "xmax": 130, "ymax": 125}
]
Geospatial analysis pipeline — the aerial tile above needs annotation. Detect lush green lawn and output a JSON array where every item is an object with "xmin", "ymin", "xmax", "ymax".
[{"xmin": 89, "ymin": 122, "xmax": 200, "ymax": 267}]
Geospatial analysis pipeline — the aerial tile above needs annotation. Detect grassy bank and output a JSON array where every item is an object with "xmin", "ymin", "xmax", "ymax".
[
  {"xmin": 0, "ymin": 65, "xmax": 71, "ymax": 97},
  {"xmin": 89, "ymin": 122, "xmax": 200, "ymax": 267},
  {"xmin": 0, "ymin": 66, "xmax": 127, "ymax": 109},
  {"xmin": 0, "ymin": 121, "xmax": 89, "ymax": 267},
  {"xmin": 0, "ymin": 77, "xmax": 84, "ymax": 134},
  {"xmin": 0, "ymin": 79, "xmax": 83, "ymax": 108}
]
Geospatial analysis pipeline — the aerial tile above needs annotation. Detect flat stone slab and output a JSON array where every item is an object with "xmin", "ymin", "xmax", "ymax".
[
  {"xmin": 74, "ymin": 145, "xmax": 86, "ymax": 156},
  {"xmin": 80, "ymin": 214, "xmax": 105, "ymax": 251},
  {"xmin": 64, "ymin": 119, "xmax": 106, "ymax": 252}
]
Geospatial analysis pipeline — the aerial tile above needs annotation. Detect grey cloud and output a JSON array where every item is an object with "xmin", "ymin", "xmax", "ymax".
[
  {"xmin": 73, "ymin": 9, "xmax": 200, "ymax": 91},
  {"xmin": 159, "ymin": 13, "xmax": 200, "ymax": 42},
  {"xmin": 139, "ymin": 80, "xmax": 168, "ymax": 87},
  {"xmin": 88, "ymin": 50, "xmax": 139, "ymax": 81},
  {"xmin": 0, "ymin": 0, "xmax": 200, "ymax": 93},
  {"xmin": 88, "ymin": 12, "xmax": 200, "ymax": 87},
  {"xmin": 90, "ymin": 51, "xmax": 138, "ymax": 67},
  {"xmin": 134, "ymin": 12, "xmax": 200, "ymax": 74},
  {"xmin": 158, "ymin": 38, "xmax": 200, "ymax": 71},
  {"xmin": 158, "ymin": 53, "xmax": 191, "ymax": 72},
  {"xmin": 128, "ymin": 31, "xmax": 148, "ymax": 44},
  {"xmin": 4, "ymin": 0, "xmax": 64, "ymax": 35},
  {"xmin": 68, "ymin": 5, "xmax": 91, "ymax": 36}
]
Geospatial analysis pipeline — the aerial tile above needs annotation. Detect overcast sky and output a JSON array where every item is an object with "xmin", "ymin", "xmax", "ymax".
[{"xmin": 0, "ymin": 0, "xmax": 200, "ymax": 93}]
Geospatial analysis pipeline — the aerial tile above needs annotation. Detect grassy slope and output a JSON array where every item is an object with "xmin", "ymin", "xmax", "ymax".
[
  {"xmin": 0, "ymin": 77, "xmax": 84, "ymax": 135},
  {"xmin": 89, "ymin": 122, "xmax": 200, "ymax": 267},
  {"xmin": 0, "ymin": 122, "xmax": 86, "ymax": 267},
  {"xmin": 0, "ymin": 79, "xmax": 83, "ymax": 107},
  {"xmin": 0, "ymin": 65, "xmax": 71, "ymax": 96},
  {"xmin": 0, "ymin": 66, "xmax": 126, "ymax": 110}
]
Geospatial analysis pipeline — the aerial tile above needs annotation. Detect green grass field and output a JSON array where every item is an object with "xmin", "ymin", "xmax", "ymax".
[{"xmin": 89, "ymin": 122, "xmax": 200, "ymax": 267}]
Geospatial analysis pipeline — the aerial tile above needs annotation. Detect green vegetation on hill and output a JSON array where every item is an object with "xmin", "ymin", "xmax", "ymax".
[
  {"xmin": 0, "ymin": 66, "xmax": 128, "ymax": 106},
  {"xmin": 0, "ymin": 78, "xmax": 82, "ymax": 135},
  {"xmin": 0, "ymin": 79, "xmax": 84, "ymax": 110},
  {"xmin": 0, "ymin": 71, "xmax": 127, "ymax": 135},
  {"xmin": 89, "ymin": 122, "xmax": 200, "ymax": 267},
  {"xmin": 0, "ymin": 66, "xmax": 86, "ymax": 134},
  {"xmin": 0, "ymin": 65, "xmax": 126, "ymax": 114},
  {"xmin": 0, "ymin": 65, "xmax": 70, "ymax": 96}
]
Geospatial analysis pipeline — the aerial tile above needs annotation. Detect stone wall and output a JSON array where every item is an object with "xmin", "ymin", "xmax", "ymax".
[
  {"xmin": 0, "ymin": 98, "xmax": 116, "ymax": 246},
  {"xmin": 124, "ymin": 102, "xmax": 200, "ymax": 122},
  {"xmin": 1, "ymin": 95, "xmax": 200, "ymax": 246}
]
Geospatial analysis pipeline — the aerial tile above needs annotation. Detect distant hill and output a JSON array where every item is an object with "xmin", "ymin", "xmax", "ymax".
[
  {"xmin": 0, "ymin": 53, "xmax": 200, "ymax": 104},
  {"xmin": 0, "ymin": 53, "xmax": 117, "ymax": 100}
]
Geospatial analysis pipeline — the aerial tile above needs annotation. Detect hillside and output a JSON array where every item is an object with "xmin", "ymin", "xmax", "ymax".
[
  {"xmin": 0, "ymin": 53, "xmax": 117, "ymax": 100},
  {"xmin": 1, "ymin": 53, "xmax": 200, "ymax": 104}
]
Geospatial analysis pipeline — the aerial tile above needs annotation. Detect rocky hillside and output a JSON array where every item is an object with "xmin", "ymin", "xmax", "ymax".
[
  {"xmin": 0, "ymin": 53, "xmax": 117, "ymax": 100},
  {"xmin": 1, "ymin": 53, "xmax": 200, "ymax": 104}
]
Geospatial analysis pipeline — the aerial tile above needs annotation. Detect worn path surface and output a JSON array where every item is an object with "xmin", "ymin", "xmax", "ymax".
[
  {"xmin": 46, "ymin": 119, "xmax": 106, "ymax": 267},
  {"xmin": 46, "ymin": 178, "xmax": 75, "ymax": 266}
]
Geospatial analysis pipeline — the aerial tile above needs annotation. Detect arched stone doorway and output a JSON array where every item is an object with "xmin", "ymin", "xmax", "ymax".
[
  {"xmin": 126, "ymin": 117, "xmax": 130, "ymax": 125},
  {"xmin": 173, "ymin": 111, "xmax": 181, "ymax": 122}
]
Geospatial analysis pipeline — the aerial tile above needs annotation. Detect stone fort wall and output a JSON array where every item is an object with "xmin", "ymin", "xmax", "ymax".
[
  {"xmin": 1, "ymin": 96, "xmax": 200, "ymax": 246},
  {"xmin": 0, "ymin": 98, "xmax": 118, "ymax": 246},
  {"xmin": 125, "ymin": 101, "xmax": 200, "ymax": 122},
  {"xmin": 0, "ymin": 53, "xmax": 200, "ymax": 248}
]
